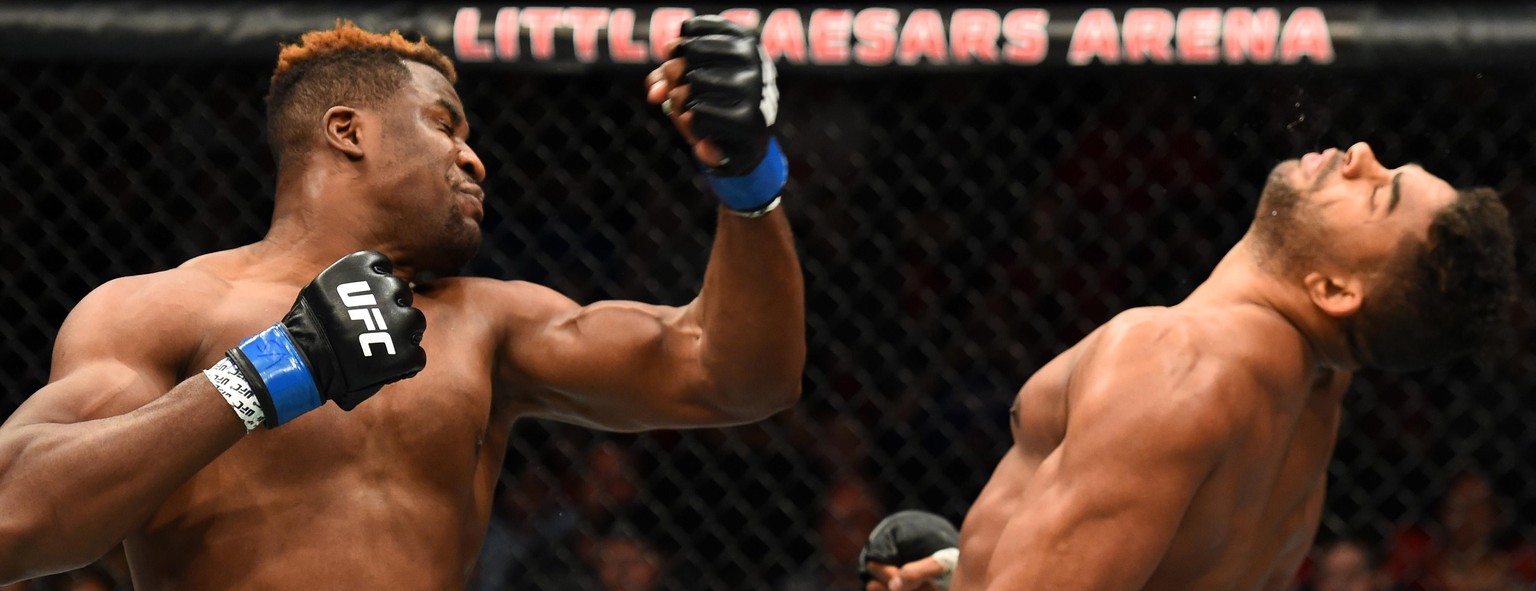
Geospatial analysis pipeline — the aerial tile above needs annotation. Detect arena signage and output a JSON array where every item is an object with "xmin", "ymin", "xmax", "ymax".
[{"xmin": 452, "ymin": 6, "xmax": 1335, "ymax": 67}]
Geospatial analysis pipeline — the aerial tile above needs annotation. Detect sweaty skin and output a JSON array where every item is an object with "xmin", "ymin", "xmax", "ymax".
[
  {"xmin": 955, "ymin": 301, "xmax": 1344, "ymax": 591},
  {"xmin": 0, "ymin": 54, "xmax": 803, "ymax": 587},
  {"xmin": 868, "ymin": 143, "xmax": 1460, "ymax": 591}
]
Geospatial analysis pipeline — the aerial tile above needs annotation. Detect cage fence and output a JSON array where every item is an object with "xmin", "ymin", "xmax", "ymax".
[{"xmin": 1, "ymin": 4, "xmax": 1534, "ymax": 590}]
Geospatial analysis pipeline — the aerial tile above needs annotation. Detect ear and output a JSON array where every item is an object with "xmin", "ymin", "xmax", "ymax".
[
  {"xmin": 323, "ymin": 106, "xmax": 365, "ymax": 160},
  {"xmin": 1303, "ymin": 271, "xmax": 1363, "ymax": 318}
]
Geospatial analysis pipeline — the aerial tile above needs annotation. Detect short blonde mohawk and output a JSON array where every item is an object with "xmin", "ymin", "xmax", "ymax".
[
  {"xmin": 264, "ymin": 21, "xmax": 457, "ymax": 168},
  {"xmin": 272, "ymin": 20, "xmax": 456, "ymax": 86}
]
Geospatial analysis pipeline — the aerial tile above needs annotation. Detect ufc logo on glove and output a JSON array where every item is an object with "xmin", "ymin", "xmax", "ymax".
[
  {"xmin": 210, "ymin": 251, "xmax": 428, "ymax": 428},
  {"xmin": 337, "ymin": 281, "xmax": 397, "ymax": 357}
]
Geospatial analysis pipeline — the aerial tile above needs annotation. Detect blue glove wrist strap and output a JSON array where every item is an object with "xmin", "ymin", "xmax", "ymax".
[
  {"xmin": 236, "ymin": 324, "xmax": 323, "ymax": 426},
  {"xmin": 705, "ymin": 137, "xmax": 787, "ymax": 212}
]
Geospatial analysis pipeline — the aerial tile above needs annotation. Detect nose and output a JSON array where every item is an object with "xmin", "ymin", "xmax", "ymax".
[
  {"xmin": 458, "ymin": 144, "xmax": 486, "ymax": 183},
  {"xmin": 1341, "ymin": 142, "xmax": 1387, "ymax": 180}
]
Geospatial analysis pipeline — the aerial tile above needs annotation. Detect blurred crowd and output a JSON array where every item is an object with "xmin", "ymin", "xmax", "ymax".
[
  {"xmin": 458, "ymin": 438, "xmax": 1536, "ymax": 591},
  {"xmin": 4, "ymin": 32, "xmax": 1533, "ymax": 591},
  {"xmin": 9, "ymin": 459, "xmax": 1534, "ymax": 591},
  {"xmin": 1300, "ymin": 471, "xmax": 1536, "ymax": 591}
]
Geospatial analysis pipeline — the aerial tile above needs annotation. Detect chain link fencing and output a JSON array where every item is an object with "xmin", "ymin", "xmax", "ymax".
[{"xmin": 2, "ymin": 49, "xmax": 1533, "ymax": 590}]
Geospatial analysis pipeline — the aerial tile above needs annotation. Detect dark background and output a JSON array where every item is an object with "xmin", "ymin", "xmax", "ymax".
[{"xmin": 1, "ymin": 16, "xmax": 1533, "ymax": 590}]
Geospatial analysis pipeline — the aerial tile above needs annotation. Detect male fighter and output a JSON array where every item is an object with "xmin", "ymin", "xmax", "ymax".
[
  {"xmin": 0, "ymin": 18, "xmax": 802, "ymax": 588},
  {"xmin": 861, "ymin": 144, "xmax": 1516, "ymax": 591}
]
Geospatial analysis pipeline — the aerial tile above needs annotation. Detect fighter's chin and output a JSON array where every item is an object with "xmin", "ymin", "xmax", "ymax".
[
  {"xmin": 1260, "ymin": 161, "xmax": 1306, "ymax": 196},
  {"xmin": 1267, "ymin": 159, "xmax": 1303, "ymax": 184},
  {"xmin": 414, "ymin": 231, "xmax": 482, "ymax": 278}
]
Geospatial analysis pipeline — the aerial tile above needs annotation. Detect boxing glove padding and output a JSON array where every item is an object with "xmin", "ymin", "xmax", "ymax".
[
  {"xmin": 674, "ymin": 16, "xmax": 786, "ymax": 212},
  {"xmin": 858, "ymin": 510, "xmax": 961, "ymax": 585},
  {"xmin": 226, "ymin": 251, "xmax": 426, "ymax": 427}
]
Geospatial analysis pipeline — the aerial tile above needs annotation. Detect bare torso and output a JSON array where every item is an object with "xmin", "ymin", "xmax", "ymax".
[
  {"xmin": 124, "ymin": 250, "xmax": 522, "ymax": 589},
  {"xmin": 954, "ymin": 305, "xmax": 1348, "ymax": 591},
  {"xmin": 2, "ymin": 40, "xmax": 801, "ymax": 585}
]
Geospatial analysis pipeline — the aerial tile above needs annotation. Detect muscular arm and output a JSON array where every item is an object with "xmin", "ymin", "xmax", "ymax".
[
  {"xmin": 977, "ymin": 320, "xmax": 1242, "ymax": 590},
  {"xmin": 683, "ymin": 207, "xmax": 805, "ymax": 415},
  {"xmin": 0, "ymin": 276, "xmax": 245, "ymax": 582},
  {"xmin": 503, "ymin": 206, "xmax": 804, "ymax": 431},
  {"xmin": 496, "ymin": 17, "xmax": 802, "ymax": 431}
]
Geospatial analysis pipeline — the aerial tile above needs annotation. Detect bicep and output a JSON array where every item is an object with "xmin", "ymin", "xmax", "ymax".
[
  {"xmin": 985, "ymin": 428, "xmax": 1216, "ymax": 589},
  {"xmin": 4, "ymin": 279, "xmax": 189, "ymax": 429},
  {"xmin": 500, "ymin": 285, "xmax": 716, "ymax": 431},
  {"xmin": 5, "ymin": 361, "xmax": 175, "ymax": 429},
  {"xmin": 984, "ymin": 324, "xmax": 1237, "ymax": 589}
]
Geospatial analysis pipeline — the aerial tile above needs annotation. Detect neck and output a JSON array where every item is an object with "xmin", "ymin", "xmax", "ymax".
[
  {"xmin": 1185, "ymin": 236, "xmax": 1358, "ymax": 371},
  {"xmin": 258, "ymin": 168, "xmax": 422, "ymax": 283}
]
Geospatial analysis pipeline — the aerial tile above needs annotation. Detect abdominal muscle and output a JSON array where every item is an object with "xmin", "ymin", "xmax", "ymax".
[{"xmin": 122, "ymin": 438, "xmax": 486, "ymax": 590}]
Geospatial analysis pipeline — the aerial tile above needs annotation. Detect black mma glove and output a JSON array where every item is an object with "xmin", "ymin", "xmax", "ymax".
[
  {"xmin": 209, "ymin": 251, "xmax": 427, "ymax": 429},
  {"xmin": 673, "ymin": 15, "xmax": 786, "ymax": 215},
  {"xmin": 859, "ymin": 510, "xmax": 962, "ymax": 589}
]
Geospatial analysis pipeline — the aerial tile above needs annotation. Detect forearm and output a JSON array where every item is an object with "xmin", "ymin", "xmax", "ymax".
[
  {"xmin": 689, "ymin": 206, "xmax": 805, "ymax": 414},
  {"xmin": 0, "ymin": 377, "xmax": 245, "ymax": 582}
]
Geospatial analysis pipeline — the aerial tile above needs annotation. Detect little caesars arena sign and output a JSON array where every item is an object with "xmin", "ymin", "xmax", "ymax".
[{"xmin": 452, "ymin": 6, "xmax": 1335, "ymax": 67}]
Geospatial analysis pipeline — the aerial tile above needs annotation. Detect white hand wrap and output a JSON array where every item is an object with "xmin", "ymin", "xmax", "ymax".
[
  {"xmin": 204, "ymin": 356, "xmax": 265, "ymax": 432},
  {"xmin": 931, "ymin": 547, "xmax": 959, "ymax": 589}
]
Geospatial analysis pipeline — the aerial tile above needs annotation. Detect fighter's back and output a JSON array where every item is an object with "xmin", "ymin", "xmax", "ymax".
[
  {"xmin": 48, "ymin": 247, "xmax": 512, "ymax": 589},
  {"xmin": 954, "ymin": 303, "xmax": 1349, "ymax": 590}
]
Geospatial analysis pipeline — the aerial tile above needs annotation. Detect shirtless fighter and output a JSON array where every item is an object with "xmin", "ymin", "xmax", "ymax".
[
  {"xmin": 861, "ymin": 144, "xmax": 1516, "ymax": 590},
  {"xmin": 0, "ymin": 18, "xmax": 803, "ymax": 588}
]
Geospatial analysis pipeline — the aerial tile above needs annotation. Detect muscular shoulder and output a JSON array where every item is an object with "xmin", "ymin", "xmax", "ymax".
[
  {"xmin": 54, "ymin": 266, "xmax": 231, "ymax": 371},
  {"xmin": 1091, "ymin": 307, "xmax": 1286, "ymax": 388},
  {"xmin": 1071, "ymin": 309, "xmax": 1261, "ymax": 445}
]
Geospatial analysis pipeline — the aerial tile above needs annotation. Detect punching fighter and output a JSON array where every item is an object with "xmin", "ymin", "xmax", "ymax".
[
  {"xmin": 0, "ymin": 17, "xmax": 802, "ymax": 588},
  {"xmin": 861, "ymin": 144, "xmax": 1516, "ymax": 591}
]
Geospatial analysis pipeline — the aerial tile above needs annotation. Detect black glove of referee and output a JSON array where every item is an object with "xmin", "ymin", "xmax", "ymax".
[{"xmin": 859, "ymin": 510, "xmax": 961, "ymax": 591}]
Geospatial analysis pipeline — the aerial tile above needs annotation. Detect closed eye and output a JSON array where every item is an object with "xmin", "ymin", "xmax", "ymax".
[
  {"xmin": 1387, "ymin": 172, "xmax": 1403, "ymax": 213},
  {"xmin": 436, "ymin": 98, "xmax": 466, "ymax": 138}
]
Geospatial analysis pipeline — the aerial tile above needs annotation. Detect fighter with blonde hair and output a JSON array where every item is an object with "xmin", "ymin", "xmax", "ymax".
[{"xmin": 0, "ymin": 17, "xmax": 801, "ymax": 587}]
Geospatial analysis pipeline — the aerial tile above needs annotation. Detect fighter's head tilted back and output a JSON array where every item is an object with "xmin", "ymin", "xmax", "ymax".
[{"xmin": 1247, "ymin": 142, "xmax": 1516, "ymax": 370}]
